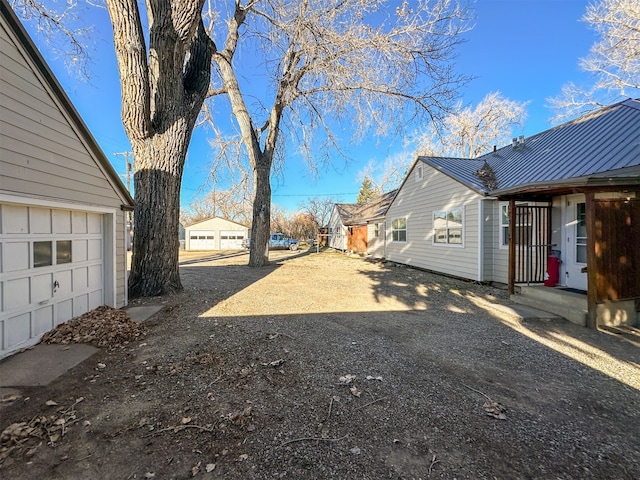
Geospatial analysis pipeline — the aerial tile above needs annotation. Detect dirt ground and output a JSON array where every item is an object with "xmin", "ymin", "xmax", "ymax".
[{"xmin": 1, "ymin": 248, "xmax": 639, "ymax": 479}]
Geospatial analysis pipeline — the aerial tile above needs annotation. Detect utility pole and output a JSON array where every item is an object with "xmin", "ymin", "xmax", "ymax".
[
  {"xmin": 114, "ymin": 152, "xmax": 134, "ymax": 250},
  {"xmin": 114, "ymin": 151, "xmax": 134, "ymax": 194}
]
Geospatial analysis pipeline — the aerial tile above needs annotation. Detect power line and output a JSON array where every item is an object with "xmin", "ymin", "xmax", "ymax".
[{"xmin": 272, "ymin": 192, "xmax": 357, "ymax": 197}]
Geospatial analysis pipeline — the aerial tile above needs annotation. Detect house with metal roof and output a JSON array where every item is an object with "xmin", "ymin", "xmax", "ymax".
[{"xmin": 384, "ymin": 98, "xmax": 639, "ymax": 329}]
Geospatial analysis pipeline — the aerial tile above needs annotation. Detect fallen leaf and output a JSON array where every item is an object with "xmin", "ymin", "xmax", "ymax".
[
  {"xmin": 205, "ymin": 463, "xmax": 216, "ymax": 472},
  {"xmin": 45, "ymin": 400, "xmax": 58, "ymax": 406},
  {"xmin": 339, "ymin": 374, "xmax": 356, "ymax": 384},
  {"xmin": 182, "ymin": 417, "xmax": 192, "ymax": 424},
  {"xmin": 191, "ymin": 461, "xmax": 201, "ymax": 476},
  {"xmin": 237, "ymin": 453, "xmax": 249, "ymax": 462},
  {"xmin": 1, "ymin": 394, "xmax": 19, "ymax": 403},
  {"xmin": 483, "ymin": 401, "xmax": 507, "ymax": 420},
  {"xmin": 349, "ymin": 386, "xmax": 362, "ymax": 397},
  {"xmin": 49, "ymin": 433, "xmax": 60, "ymax": 443}
]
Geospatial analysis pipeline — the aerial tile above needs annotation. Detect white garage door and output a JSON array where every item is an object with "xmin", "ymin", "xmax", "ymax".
[
  {"xmin": 220, "ymin": 230, "xmax": 245, "ymax": 249},
  {"xmin": 189, "ymin": 231, "xmax": 216, "ymax": 250},
  {"xmin": 0, "ymin": 204, "xmax": 104, "ymax": 358}
]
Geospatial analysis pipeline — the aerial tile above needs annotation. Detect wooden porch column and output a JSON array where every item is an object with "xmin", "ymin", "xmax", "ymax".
[
  {"xmin": 508, "ymin": 199, "xmax": 516, "ymax": 295},
  {"xmin": 585, "ymin": 192, "xmax": 598, "ymax": 329}
]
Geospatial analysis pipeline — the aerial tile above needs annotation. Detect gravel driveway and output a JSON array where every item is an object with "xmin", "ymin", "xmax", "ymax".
[{"xmin": 1, "ymin": 248, "xmax": 639, "ymax": 479}]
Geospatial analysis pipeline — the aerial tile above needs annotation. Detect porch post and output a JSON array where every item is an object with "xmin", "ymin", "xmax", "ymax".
[
  {"xmin": 508, "ymin": 199, "xmax": 516, "ymax": 295},
  {"xmin": 585, "ymin": 192, "xmax": 598, "ymax": 329}
]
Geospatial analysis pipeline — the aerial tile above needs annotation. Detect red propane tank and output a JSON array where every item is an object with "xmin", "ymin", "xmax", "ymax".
[{"xmin": 544, "ymin": 255, "xmax": 560, "ymax": 287}]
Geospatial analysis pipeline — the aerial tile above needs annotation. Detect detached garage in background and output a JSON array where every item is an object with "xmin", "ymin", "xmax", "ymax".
[
  {"xmin": 0, "ymin": 1, "xmax": 135, "ymax": 359},
  {"xmin": 185, "ymin": 217, "xmax": 248, "ymax": 251}
]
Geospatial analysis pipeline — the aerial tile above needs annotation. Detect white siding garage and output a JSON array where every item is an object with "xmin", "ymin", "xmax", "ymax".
[
  {"xmin": 185, "ymin": 217, "xmax": 248, "ymax": 251},
  {"xmin": 0, "ymin": 4, "xmax": 134, "ymax": 359},
  {"xmin": 0, "ymin": 204, "xmax": 114, "ymax": 354}
]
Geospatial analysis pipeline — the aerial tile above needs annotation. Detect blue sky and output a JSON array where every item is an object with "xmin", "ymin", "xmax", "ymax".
[{"xmin": 20, "ymin": 0, "xmax": 596, "ymax": 212}]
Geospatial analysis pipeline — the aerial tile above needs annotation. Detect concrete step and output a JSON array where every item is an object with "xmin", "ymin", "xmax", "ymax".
[{"xmin": 511, "ymin": 285, "xmax": 588, "ymax": 326}]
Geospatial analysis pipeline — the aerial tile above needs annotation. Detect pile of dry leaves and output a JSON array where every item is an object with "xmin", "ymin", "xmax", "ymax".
[{"xmin": 41, "ymin": 305, "xmax": 147, "ymax": 348}]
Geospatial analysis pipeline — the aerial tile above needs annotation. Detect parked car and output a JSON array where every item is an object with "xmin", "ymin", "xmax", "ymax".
[{"xmin": 242, "ymin": 233, "xmax": 299, "ymax": 251}]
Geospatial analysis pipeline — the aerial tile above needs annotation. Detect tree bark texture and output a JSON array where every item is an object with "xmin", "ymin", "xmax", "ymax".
[
  {"xmin": 248, "ymin": 159, "xmax": 272, "ymax": 267},
  {"xmin": 106, "ymin": 0, "xmax": 212, "ymax": 296}
]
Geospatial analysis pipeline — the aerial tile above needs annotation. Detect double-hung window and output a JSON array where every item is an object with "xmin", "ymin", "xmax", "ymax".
[
  {"xmin": 391, "ymin": 217, "xmax": 407, "ymax": 242},
  {"xmin": 433, "ymin": 208, "xmax": 463, "ymax": 245}
]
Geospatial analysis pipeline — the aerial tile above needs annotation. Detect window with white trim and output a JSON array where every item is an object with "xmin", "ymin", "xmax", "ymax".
[
  {"xmin": 415, "ymin": 164, "xmax": 423, "ymax": 182},
  {"xmin": 433, "ymin": 208, "xmax": 463, "ymax": 245},
  {"xmin": 391, "ymin": 217, "xmax": 407, "ymax": 242},
  {"xmin": 499, "ymin": 202, "xmax": 530, "ymax": 248}
]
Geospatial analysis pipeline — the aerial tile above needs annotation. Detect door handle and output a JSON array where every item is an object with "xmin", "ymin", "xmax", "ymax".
[{"xmin": 53, "ymin": 280, "xmax": 59, "ymax": 293}]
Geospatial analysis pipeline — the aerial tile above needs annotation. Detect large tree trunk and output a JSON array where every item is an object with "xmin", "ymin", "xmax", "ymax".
[
  {"xmin": 106, "ymin": 0, "xmax": 212, "ymax": 297},
  {"xmin": 128, "ymin": 128, "xmax": 187, "ymax": 297},
  {"xmin": 248, "ymin": 158, "xmax": 272, "ymax": 267}
]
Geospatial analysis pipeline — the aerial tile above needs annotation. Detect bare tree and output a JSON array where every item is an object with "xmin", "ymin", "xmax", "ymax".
[
  {"xmin": 416, "ymin": 92, "xmax": 528, "ymax": 158},
  {"xmin": 104, "ymin": 0, "xmax": 214, "ymax": 296},
  {"xmin": 548, "ymin": 0, "xmax": 640, "ymax": 122},
  {"xmin": 298, "ymin": 197, "xmax": 337, "ymax": 229},
  {"xmin": 206, "ymin": 0, "xmax": 472, "ymax": 267},
  {"xmin": 10, "ymin": 0, "xmax": 93, "ymax": 76},
  {"xmin": 180, "ymin": 187, "xmax": 252, "ymax": 226}
]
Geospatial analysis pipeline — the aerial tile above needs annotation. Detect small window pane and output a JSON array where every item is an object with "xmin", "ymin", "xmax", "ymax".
[
  {"xmin": 448, "ymin": 229, "xmax": 463, "ymax": 244},
  {"xmin": 34, "ymin": 241, "xmax": 52, "ymax": 267},
  {"xmin": 501, "ymin": 205, "xmax": 509, "ymax": 225},
  {"xmin": 577, "ymin": 245, "xmax": 587, "ymax": 263},
  {"xmin": 57, "ymin": 240, "xmax": 72, "ymax": 264}
]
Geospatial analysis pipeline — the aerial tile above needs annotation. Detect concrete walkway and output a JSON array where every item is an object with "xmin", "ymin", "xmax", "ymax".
[{"xmin": 0, "ymin": 305, "xmax": 163, "ymax": 401}]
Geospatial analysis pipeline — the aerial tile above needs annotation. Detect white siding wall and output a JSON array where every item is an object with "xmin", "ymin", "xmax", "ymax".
[
  {"xmin": 367, "ymin": 221, "xmax": 386, "ymax": 258},
  {"xmin": 327, "ymin": 207, "xmax": 347, "ymax": 251},
  {"xmin": 489, "ymin": 201, "xmax": 509, "ymax": 284},
  {"xmin": 0, "ymin": 16, "xmax": 129, "ymax": 308},
  {"xmin": 385, "ymin": 162, "xmax": 483, "ymax": 281}
]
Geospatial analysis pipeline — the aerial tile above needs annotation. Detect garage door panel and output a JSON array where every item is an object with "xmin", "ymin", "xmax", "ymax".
[
  {"xmin": 34, "ymin": 305, "xmax": 54, "ymax": 336},
  {"xmin": 3, "ymin": 241, "xmax": 29, "ymax": 272},
  {"xmin": 89, "ymin": 290, "xmax": 102, "ymax": 309},
  {"xmin": 30, "ymin": 207, "xmax": 52, "ymax": 234},
  {"xmin": 73, "ymin": 267, "xmax": 88, "ymax": 290},
  {"xmin": 88, "ymin": 239, "xmax": 102, "ymax": 260},
  {"xmin": 55, "ymin": 269, "xmax": 73, "ymax": 295},
  {"xmin": 88, "ymin": 265, "xmax": 102, "ymax": 287},
  {"xmin": 73, "ymin": 294, "xmax": 88, "ymax": 316},
  {"xmin": 52, "ymin": 210, "xmax": 72, "ymax": 234},
  {"xmin": 32, "ymin": 273, "xmax": 53, "ymax": 303},
  {"xmin": 73, "ymin": 239, "xmax": 88, "ymax": 262},
  {"xmin": 57, "ymin": 299, "xmax": 72, "ymax": 325},
  {"xmin": 4, "ymin": 277, "xmax": 30, "ymax": 310},
  {"xmin": 2, "ymin": 204, "xmax": 28, "ymax": 234},
  {"xmin": 87, "ymin": 213, "xmax": 102, "ymax": 234},
  {"xmin": 72, "ymin": 212, "xmax": 87, "ymax": 233},
  {"xmin": 5, "ymin": 313, "xmax": 30, "ymax": 348}
]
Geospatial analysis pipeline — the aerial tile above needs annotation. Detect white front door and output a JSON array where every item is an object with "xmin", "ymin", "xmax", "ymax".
[{"xmin": 564, "ymin": 194, "xmax": 588, "ymax": 291}]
